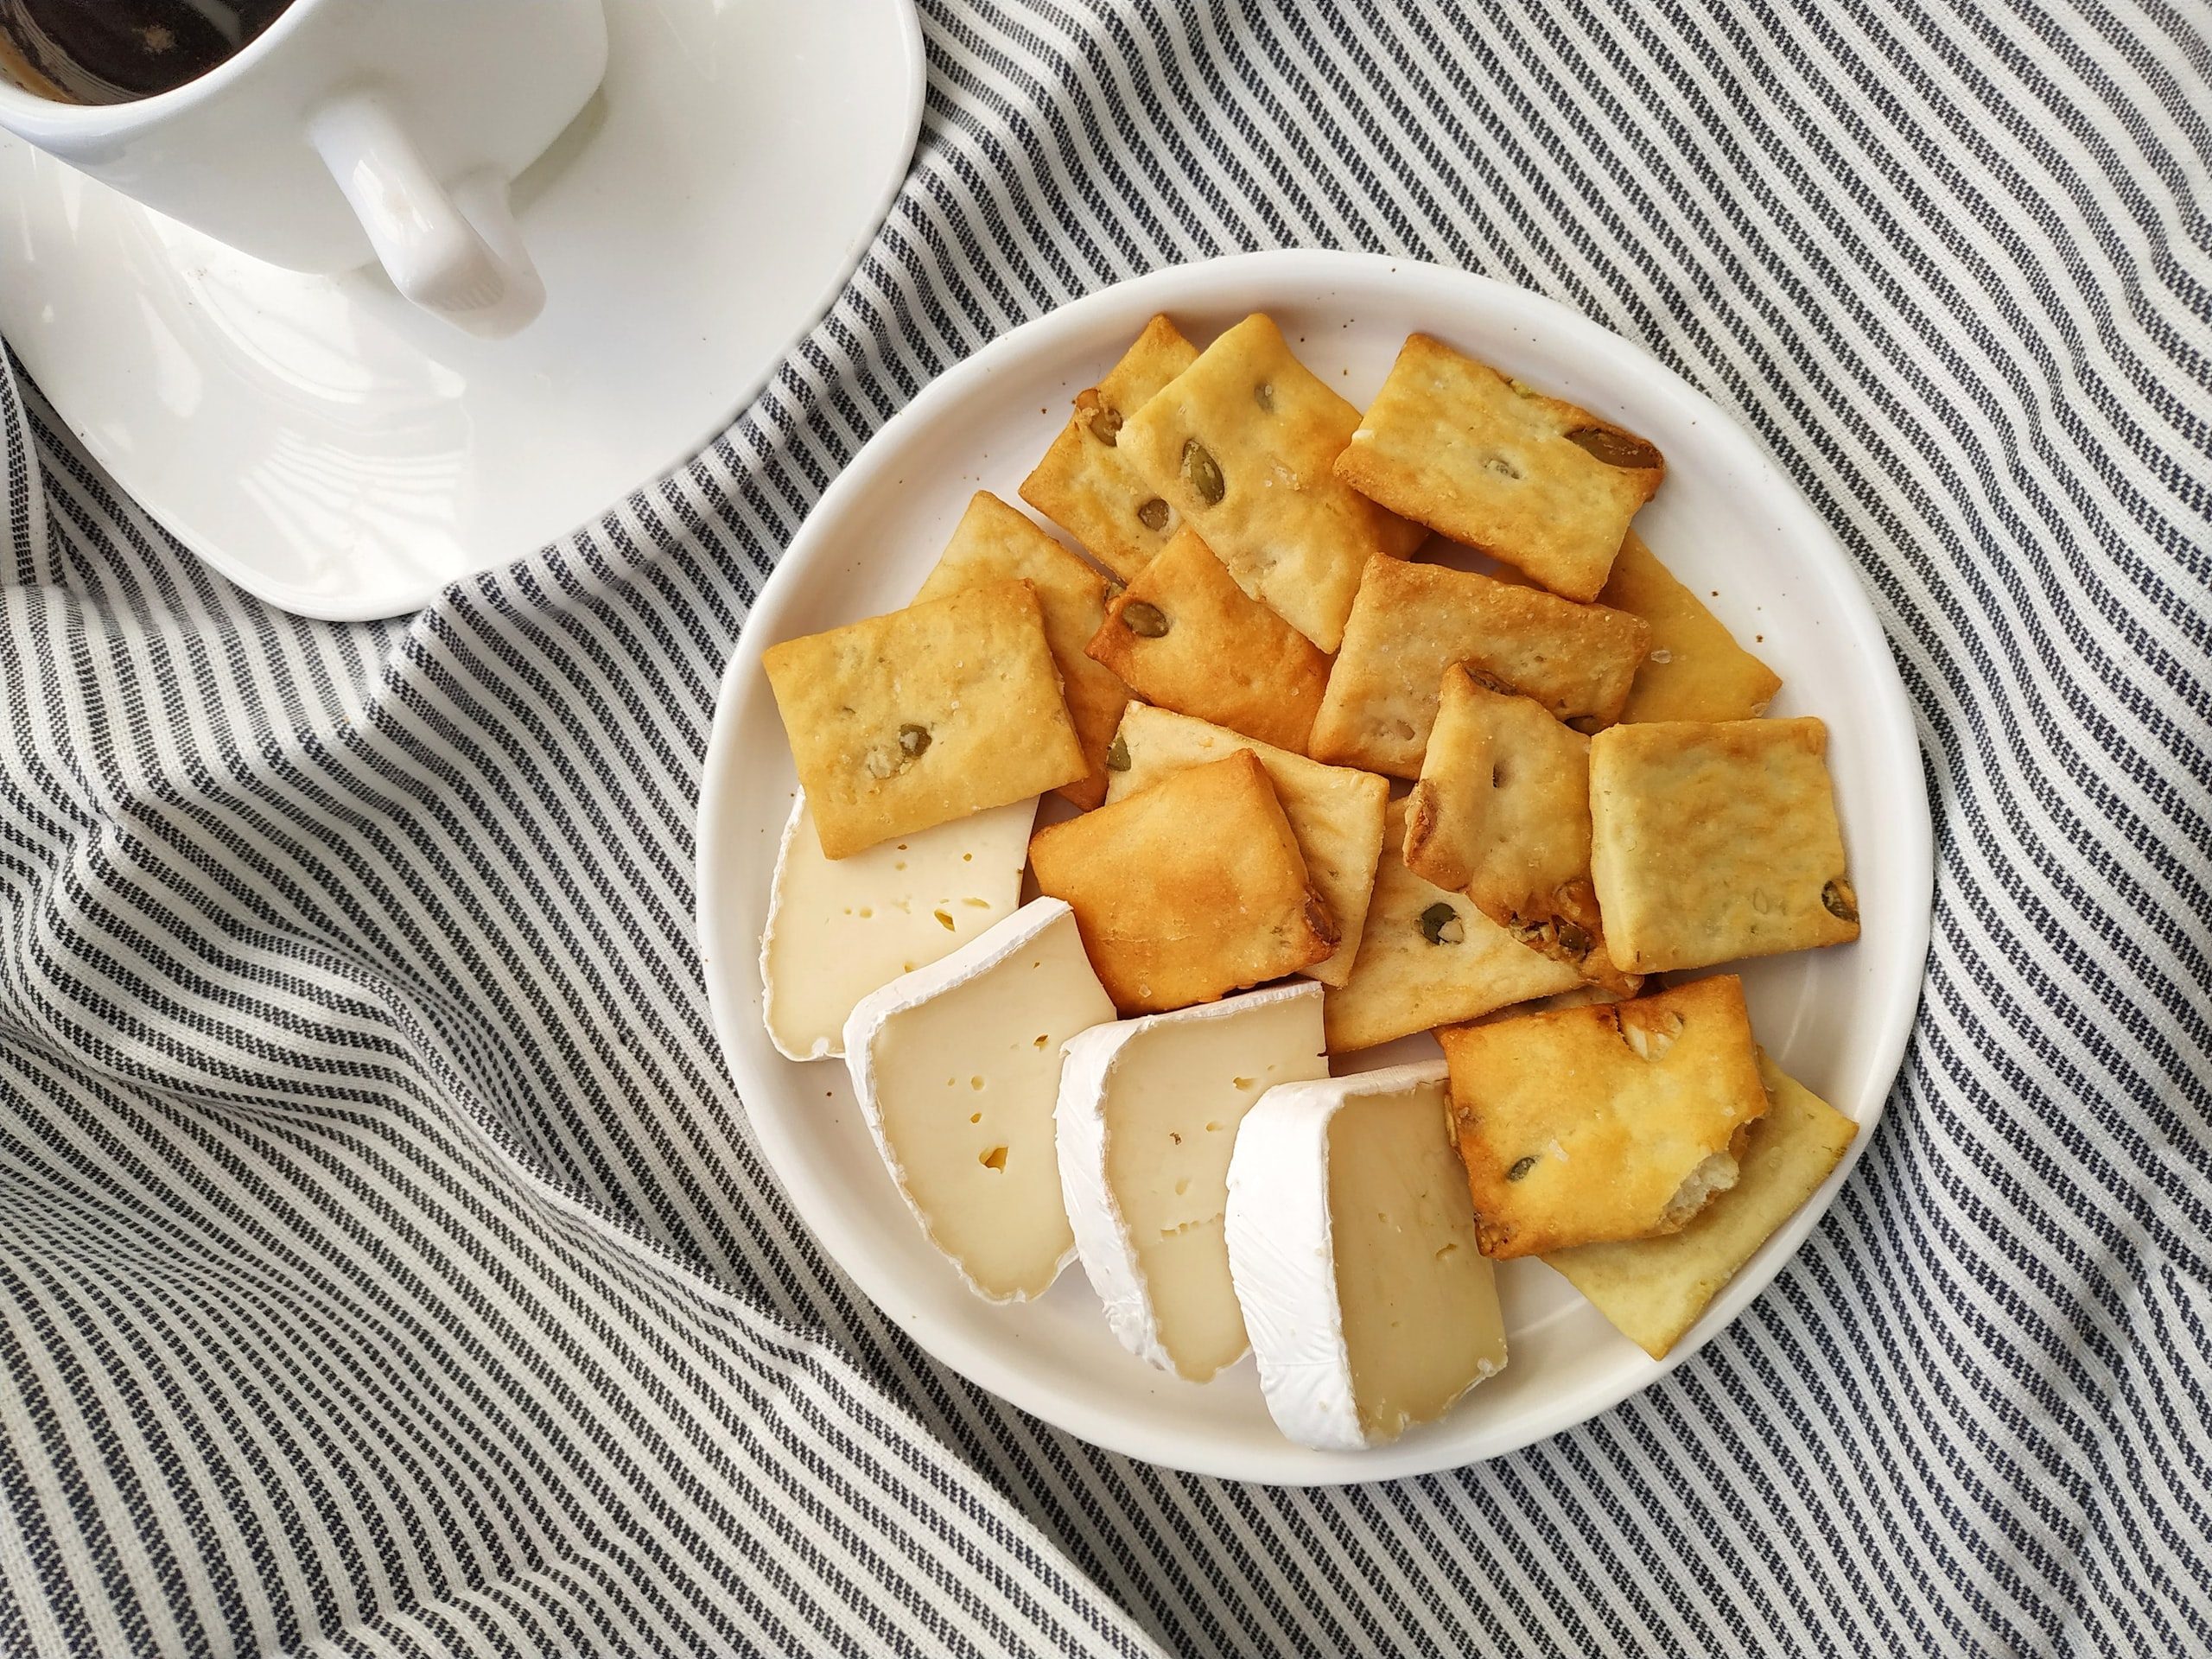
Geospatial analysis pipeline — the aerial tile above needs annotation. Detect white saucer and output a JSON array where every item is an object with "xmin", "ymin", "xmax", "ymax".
[{"xmin": 0, "ymin": 0, "xmax": 923, "ymax": 620}]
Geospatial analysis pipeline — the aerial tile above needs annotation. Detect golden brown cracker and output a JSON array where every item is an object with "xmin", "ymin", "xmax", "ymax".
[
  {"xmin": 1117, "ymin": 314, "xmax": 1423, "ymax": 653},
  {"xmin": 1028, "ymin": 749, "xmax": 1338, "ymax": 1014},
  {"xmin": 763, "ymin": 579, "xmax": 1087, "ymax": 858},
  {"xmin": 1588, "ymin": 717, "xmax": 1859, "ymax": 974},
  {"xmin": 1084, "ymin": 527, "xmax": 1332, "ymax": 753},
  {"xmin": 1308, "ymin": 556, "xmax": 1651, "ymax": 780},
  {"xmin": 1437, "ymin": 976, "xmax": 1770, "ymax": 1258},
  {"xmin": 1543, "ymin": 1053, "xmax": 1858, "ymax": 1357},
  {"xmin": 1403, "ymin": 665, "xmax": 1637, "ymax": 995},
  {"xmin": 1334, "ymin": 334, "xmax": 1662, "ymax": 602},
  {"xmin": 1105, "ymin": 704, "xmax": 1388, "ymax": 990},
  {"xmin": 1321, "ymin": 798, "xmax": 1582, "ymax": 1053},
  {"xmin": 915, "ymin": 491, "xmax": 1133, "ymax": 809},
  {"xmin": 1019, "ymin": 314, "xmax": 1200, "ymax": 581},
  {"xmin": 1601, "ymin": 533, "xmax": 1782, "ymax": 723}
]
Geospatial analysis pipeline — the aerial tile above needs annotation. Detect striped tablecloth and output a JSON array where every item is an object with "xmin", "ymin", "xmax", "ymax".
[{"xmin": 3, "ymin": 3, "xmax": 2206, "ymax": 1654}]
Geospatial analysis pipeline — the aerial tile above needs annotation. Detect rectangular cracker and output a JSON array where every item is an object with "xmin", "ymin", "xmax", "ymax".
[
  {"xmin": 1117, "ymin": 313, "xmax": 1424, "ymax": 653},
  {"xmin": 1308, "ymin": 556, "xmax": 1652, "ymax": 779},
  {"xmin": 1543, "ymin": 1052, "xmax": 1858, "ymax": 1357},
  {"xmin": 1404, "ymin": 664, "xmax": 1637, "ymax": 996},
  {"xmin": 1106, "ymin": 704, "xmax": 1388, "ymax": 990},
  {"xmin": 1588, "ymin": 717, "xmax": 1859, "ymax": 974},
  {"xmin": 1322, "ymin": 798, "xmax": 1581, "ymax": 1053},
  {"xmin": 763, "ymin": 579, "xmax": 1087, "ymax": 859},
  {"xmin": 1029, "ymin": 749, "xmax": 1338, "ymax": 1014},
  {"xmin": 1602, "ymin": 532, "xmax": 1783, "ymax": 723},
  {"xmin": 1436, "ymin": 976, "xmax": 1770, "ymax": 1258},
  {"xmin": 1335, "ymin": 334, "xmax": 1663, "ymax": 601},
  {"xmin": 1085, "ymin": 527, "xmax": 1332, "ymax": 753},
  {"xmin": 915, "ymin": 491, "xmax": 1134, "ymax": 810},
  {"xmin": 1019, "ymin": 314, "xmax": 1200, "ymax": 581}
]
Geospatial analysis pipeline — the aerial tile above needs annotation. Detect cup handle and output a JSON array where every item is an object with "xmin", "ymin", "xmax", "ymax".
[{"xmin": 308, "ymin": 93, "xmax": 545, "ymax": 339}]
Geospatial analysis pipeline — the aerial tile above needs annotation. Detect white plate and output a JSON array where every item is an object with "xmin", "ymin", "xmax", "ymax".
[
  {"xmin": 0, "ymin": 0, "xmax": 922, "ymax": 621},
  {"xmin": 696, "ymin": 251, "xmax": 1933, "ymax": 1484}
]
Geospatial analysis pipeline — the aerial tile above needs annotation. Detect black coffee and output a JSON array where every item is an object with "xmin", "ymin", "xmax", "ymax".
[{"xmin": 0, "ymin": 0, "xmax": 293, "ymax": 104}]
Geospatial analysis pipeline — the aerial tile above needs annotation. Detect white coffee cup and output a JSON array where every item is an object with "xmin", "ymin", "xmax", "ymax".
[{"xmin": 0, "ymin": 0, "xmax": 607, "ymax": 338}]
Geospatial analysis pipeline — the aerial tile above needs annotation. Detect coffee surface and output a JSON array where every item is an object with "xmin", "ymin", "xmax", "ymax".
[{"xmin": 0, "ymin": 0, "xmax": 292, "ymax": 103}]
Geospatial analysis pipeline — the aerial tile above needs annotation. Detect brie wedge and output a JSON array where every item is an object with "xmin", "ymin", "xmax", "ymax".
[
  {"xmin": 1057, "ymin": 983, "xmax": 1327, "ymax": 1381},
  {"xmin": 1226, "ymin": 1062, "xmax": 1507, "ymax": 1449},
  {"xmin": 843, "ymin": 898, "xmax": 1115, "ymax": 1301},
  {"xmin": 761, "ymin": 791, "xmax": 1036, "ymax": 1060}
]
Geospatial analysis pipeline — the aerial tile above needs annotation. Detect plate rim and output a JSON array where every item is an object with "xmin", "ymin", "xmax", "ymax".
[{"xmin": 696, "ymin": 248, "xmax": 1934, "ymax": 1484}]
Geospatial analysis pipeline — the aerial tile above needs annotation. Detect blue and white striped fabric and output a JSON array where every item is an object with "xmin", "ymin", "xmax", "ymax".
[{"xmin": 3, "ymin": 3, "xmax": 2206, "ymax": 1654}]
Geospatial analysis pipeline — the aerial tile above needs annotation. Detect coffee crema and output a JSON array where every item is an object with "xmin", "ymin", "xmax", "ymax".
[{"xmin": 0, "ymin": 0, "xmax": 292, "ymax": 105}]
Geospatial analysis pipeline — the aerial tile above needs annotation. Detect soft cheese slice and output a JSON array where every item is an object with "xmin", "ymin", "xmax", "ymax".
[
  {"xmin": 1058, "ymin": 983, "xmax": 1327, "ymax": 1381},
  {"xmin": 844, "ymin": 898, "xmax": 1115, "ymax": 1301},
  {"xmin": 1226, "ymin": 1062, "xmax": 1507, "ymax": 1450},
  {"xmin": 761, "ymin": 792, "xmax": 1037, "ymax": 1060}
]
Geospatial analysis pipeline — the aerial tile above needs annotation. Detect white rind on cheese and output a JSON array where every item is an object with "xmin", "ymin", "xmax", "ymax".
[
  {"xmin": 844, "ymin": 897, "xmax": 1115, "ymax": 1302},
  {"xmin": 761, "ymin": 791, "xmax": 1036, "ymax": 1060},
  {"xmin": 1225, "ymin": 1061, "xmax": 1507, "ymax": 1450},
  {"xmin": 1057, "ymin": 983, "xmax": 1327, "ymax": 1381}
]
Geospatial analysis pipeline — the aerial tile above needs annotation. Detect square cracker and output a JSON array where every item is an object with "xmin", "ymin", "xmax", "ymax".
[
  {"xmin": 1589, "ymin": 717, "xmax": 1859, "ymax": 974},
  {"xmin": 1322, "ymin": 798, "xmax": 1581, "ymax": 1053},
  {"xmin": 1116, "ymin": 313, "xmax": 1424, "ymax": 653},
  {"xmin": 1334, "ymin": 334, "xmax": 1663, "ymax": 601},
  {"xmin": 1602, "ymin": 533, "xmax": 1782, "ymax": 723},
  {"xmin": 1308, "ymin": 556, "xmax": 1651, "ymax": 780},
  {"xmin": 1029, "ymin": 749, "xmax": 1337, "ymax": 1014},
  {"xmin": 1404, "ymin": 665, "xmax": 1638, "ymax": 996},
  {"xmin": 915, "ymin": 491, "xmax": 1134, "ymax": 810},
  {"xmin": 1085, "ymin": 527, "xmax": 1332, "ymax": 753},
  {"xmin": 1436, "ymin": 976, "xmax": 1770, "ymax": 1258},
  {"xmin": 1105, "ymin": 704, "xmax": 1388, "ymax": 990},
  {"xmin": 1542, "ymin": 1052, "xmax": 1858, "ymax": 1357},
  {"xmin": 763, "ymin": 579, "xmax": 1087, "ymax": 859},
  {"xmin": 1019, "ymin": 314, "xmax": 1200, "ymax": 581}
]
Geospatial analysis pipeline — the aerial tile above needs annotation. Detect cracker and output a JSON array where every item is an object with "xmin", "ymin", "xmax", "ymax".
[
  {"xmin": 1029, "ymin": 749, "xmax": 1338, "ymax": 1014},
  {"xmin": 1334, "ymin": 334, "xmax": 1663, "ymax": 601},
  {"xmin": 762, "ymin": 580, "xmax": 1087, "ymax": 859},
  {"xmin": 1602, "ymin": 533, "xmax": 1782, "ymax": 723},
  {"xmin": 1322, "ymin": 798, "xmax": 1581, "ymax": 1053},
  {"xmin": 1308, "ymin": 556, "xmax": 1651, "ymax": 779},
  {"xmin": 1403, "ymin": 665, "xmax": 1638, "ymax": 996},
  {"xmin": 1019, "ymin": 315, "xmax": 1200, "ymax": 581},
  {"xmin": 1084, "ymin": 527, "xmax": 1332, "ymax": 753},
  {"xmin": 1105, "ymin": 705, "xmax": 1388, "ymax": 990},
  {"xmin": 1588, "ymin": 717, "xmax": 1859, "ymax": 974},
  {"xmin": 1543, "ymin": 1052, "xmax": 1858, "ymax": 1357},
  {"xmin": 1117, "ymin": 313, "xmax": 1424, "ymax": 653},
  {"xmin": 1436, "ymin": 976, "xmax": 1770, "ymax": 1258},
  {"xmin": 915, "ymin": 491, "xmax": 1134, "ymax": 810}
]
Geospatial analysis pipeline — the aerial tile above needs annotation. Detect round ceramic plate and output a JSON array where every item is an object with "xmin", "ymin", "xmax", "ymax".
[{"xmin": 696, "ymin": 251, "xmax": 1932, "ymax": 1484}]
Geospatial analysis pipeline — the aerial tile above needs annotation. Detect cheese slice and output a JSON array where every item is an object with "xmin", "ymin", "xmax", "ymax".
[
  {"xmin": 843, "ymin": 898, "xmax": 1115, "ymax": 1301},
  {"xmin": 1226, "ymin": 1062, "xmax": 1507, "ymax": 1449},
  {"xmin": 1057, "ymin": 983, "xmax": 1327, "ymax": 1381},
  {"xmin": 761, "ymin": 792, "xmax": 1036, "ymax": 1060}
]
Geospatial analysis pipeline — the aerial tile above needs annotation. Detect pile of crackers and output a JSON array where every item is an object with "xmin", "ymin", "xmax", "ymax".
[{"xmin": 765, "ymin": 312, "xmax": 1868, "ymax": 1362}]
